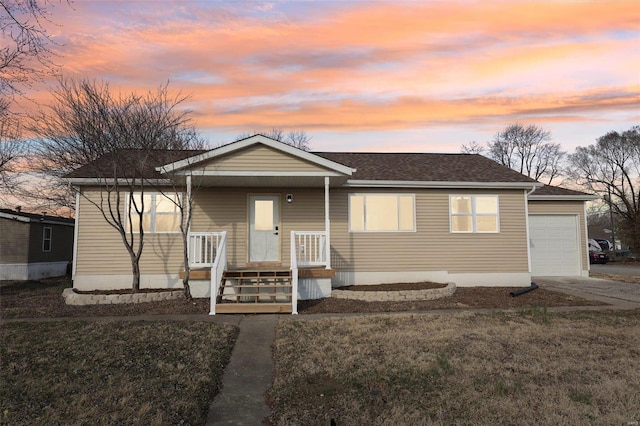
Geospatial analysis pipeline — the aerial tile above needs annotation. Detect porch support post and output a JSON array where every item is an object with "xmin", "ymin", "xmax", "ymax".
[
  {"xmin": 324, "ymin": 176, "xmax": 331, "ymax": 269},
  {"xmin": 186, "ymin": 175, "xmax": 192, "ymax": 235}
]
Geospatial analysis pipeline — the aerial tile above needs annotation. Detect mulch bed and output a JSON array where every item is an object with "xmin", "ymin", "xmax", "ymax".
[
  {"xmin": 339, "ymin": 282, "xmax": 447, "ymax": 291},
  {"xmin": 0, "ymin": 276, "xmax": 605, "ymax": 319}
]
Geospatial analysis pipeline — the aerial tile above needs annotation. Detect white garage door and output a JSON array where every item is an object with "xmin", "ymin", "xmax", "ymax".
[{"xmin": 529, "ymin": 215, "xmax": 581, "ymax": 276}]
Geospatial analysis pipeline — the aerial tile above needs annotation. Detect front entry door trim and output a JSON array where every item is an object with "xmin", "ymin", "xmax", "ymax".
[{"xmin": 248, "ymin": 195, "xmax": 281, "ymax": 263}]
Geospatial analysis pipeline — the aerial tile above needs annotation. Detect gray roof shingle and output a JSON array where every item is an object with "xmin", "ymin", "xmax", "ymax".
[{"xmin": 314, "ymin": 152, "xmax": 537, "ymax": 183}]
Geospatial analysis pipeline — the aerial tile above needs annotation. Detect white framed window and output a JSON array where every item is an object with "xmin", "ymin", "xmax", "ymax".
[
  {"xmin": 42, "ymin": 227, "xmax": 52, "ymax": 252},
  {"xmin": 449, "ymin": 195, "xmax": 499, "ymax": 233},
  {"xmin": 127, "ymin": 192, "xmax": 181, "ymax": 233},
  {"xmin": 349, "ymin": 194, "xmax": 415, "ymax": 232}
]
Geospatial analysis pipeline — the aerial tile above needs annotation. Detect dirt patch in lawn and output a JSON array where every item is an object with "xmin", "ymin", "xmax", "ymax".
[
  {"xmin": 298, "ymin": 286, "xmax": 603, "ymax": 314},
  {"xmin": 1, "ymin": 276, "xmax": 603, "ymax": 319},
  {"xmin": 0, "ymin": 277, "xmax": 210, "ymax": 319}
]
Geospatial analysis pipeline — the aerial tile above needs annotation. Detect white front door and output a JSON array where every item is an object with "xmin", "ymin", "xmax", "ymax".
[{"xmin": 249, "ymin": 195, "xmax": 280, "ymax": 262}]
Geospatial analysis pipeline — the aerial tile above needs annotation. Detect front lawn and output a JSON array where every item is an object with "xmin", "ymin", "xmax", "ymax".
[
  {"xmin": 269, "ymin": 310, "xmax": 640, "ymax": 425},
  {"xmin": 1, "ymin": 321, "xmax": 238, "ymax": 425}
]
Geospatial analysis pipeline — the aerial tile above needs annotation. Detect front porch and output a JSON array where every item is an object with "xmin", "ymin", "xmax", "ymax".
[{"xmin": 183, "ymin": 231, "xmax": 335, "ymax": 314}]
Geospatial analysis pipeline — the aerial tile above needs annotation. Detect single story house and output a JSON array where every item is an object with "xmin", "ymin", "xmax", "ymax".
[
  {"xmin": 66, "ymin": 135, "xmax": 596, "ymax": 313},
  {"xmin": 0, "ymin": 208, "xmax": 75, "ymax": 280}
]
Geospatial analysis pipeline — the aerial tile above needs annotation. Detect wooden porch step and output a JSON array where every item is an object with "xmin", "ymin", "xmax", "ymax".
[
  {"xmin": 215, "ymin": 303, "xmax": 292, "ymax": 314},
  {"xmin": 230, "ymin": 284, "xmax": 292, "ymax": 289}
]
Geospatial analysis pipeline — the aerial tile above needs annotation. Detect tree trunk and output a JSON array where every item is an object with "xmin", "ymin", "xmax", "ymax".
[
  {"xmin": 182, "ymin": 267, "xmax": 192, "ymax": 300},
  {"xmin": 131, "ymin": 259, "xmax": 141, "ymax": 293}
]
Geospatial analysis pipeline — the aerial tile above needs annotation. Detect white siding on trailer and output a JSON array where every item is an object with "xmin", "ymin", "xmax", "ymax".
[{"xmin": 529, "ymin": 215, "xmax": 580, "ymax": 276}]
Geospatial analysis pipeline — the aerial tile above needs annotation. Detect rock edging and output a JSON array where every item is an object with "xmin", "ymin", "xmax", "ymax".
[
  {"xmin": 332, "ymin": 282, "xmax": 456, "ymax": 302},
  {"xmin": 62, "ymin": 288, "xmax": 185, "ymax": 306}
]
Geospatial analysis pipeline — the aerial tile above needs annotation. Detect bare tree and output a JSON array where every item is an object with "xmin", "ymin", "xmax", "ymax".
[
  {"xmin": 0, "ymin": 97, "xmax": 22, "ymax": 191},
  {"xmin": 568, "ymin": 125, "xmax": 640, "ymax": 252},
  {"xmin": 236, "ymin": 128, "xmax": 312, "ymax": 151},
  {"xmin": 486, "ymin": 123, "xmax": 565, "ymax": 185},
  {"xmin": 33, "ymin": 78, "xmax": 202, "ymax": 292},
  {"xmin": 1, "ymin": 0, "xmax": 67, "ymax": 98},
  {"xmin": 460, "ymin": 141, "xmax": 484, "ymax": 154}
]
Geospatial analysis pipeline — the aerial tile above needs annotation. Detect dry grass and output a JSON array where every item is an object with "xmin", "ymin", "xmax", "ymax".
[
  {"xmin": 590, "ymin": 272, "xmax": 640, "ymax": 284},
  {"xmin": 1, "ymin": 321, "xmax": 238, "ymax": 425},
  {"xmin": 269, "ymin": 310, "xmax": 640, "ymax": 425}
]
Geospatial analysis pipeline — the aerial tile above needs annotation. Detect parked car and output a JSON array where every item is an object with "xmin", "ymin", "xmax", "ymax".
[
  {"xmin": 594, "ymin": 238, "xmax": 612, "ymax": 251},
  {"xmin": 589, "ymin": 250, "xmax": 609, "ymax": 264}
]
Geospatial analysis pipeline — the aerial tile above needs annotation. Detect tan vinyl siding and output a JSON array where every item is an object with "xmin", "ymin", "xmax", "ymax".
[
  {"xmin": 190, "ymin": 187, "xmax": 325, "ymax": 267},
  {"xmin": 192, "ymin": 187, "xmax": 528, "ymax": 272},
  {"xmin": 330, "ymin": 188, "xmax": 529, "ymax": 273},
  {"xmin": 202, "ymin": 145, "xmax": 329, "ymax": 172},
  {"xmin": 0, "ymin": 220, "xmax": 29, "ymax": 264},
  {"xmin": 528, "ymin": 200, "xmax": 588, "ymax": 271},
  {"xmin": 75, "ymin": 189, "xmax": 183, "ymax": 275},
  {"xmin": 76, "ymin": 185, "xmax": 530, "ymax": 276}
]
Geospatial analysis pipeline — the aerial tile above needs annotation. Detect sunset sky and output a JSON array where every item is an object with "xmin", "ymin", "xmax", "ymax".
[{"xmin": 32, "ymin": 0, "xmax": 640, "ymax": 153}]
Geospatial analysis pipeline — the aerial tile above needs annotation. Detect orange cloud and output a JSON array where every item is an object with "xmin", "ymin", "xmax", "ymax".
[{"xmin": 14, "ymin": 0, "xmax": 638, "ymax": 148}]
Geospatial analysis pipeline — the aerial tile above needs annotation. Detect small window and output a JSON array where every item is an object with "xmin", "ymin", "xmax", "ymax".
[
  {"xmin": 349, "ymin": 194, "xmax": 415, "ymax": 232},
  {"xmin": 43, "ymin": 227, "xmax": 52, "ymax": 252},
  {"xmin": 450, "ymin": 195, "xmax": 499, "ymax": 233}
]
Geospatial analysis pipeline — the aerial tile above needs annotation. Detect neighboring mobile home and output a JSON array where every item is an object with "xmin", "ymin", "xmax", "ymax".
[
  {"xmin": 0, "ymin": 208, "xmax": 75, "ymax": 280},
  {"xmin": 66, "ymin": 135, "xmax": 596, "ymax": 313}
]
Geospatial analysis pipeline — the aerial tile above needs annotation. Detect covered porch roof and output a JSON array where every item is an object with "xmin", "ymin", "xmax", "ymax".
[{"xmin": 157, "ymin": 135, "xmax": 356, "ymax": 188}]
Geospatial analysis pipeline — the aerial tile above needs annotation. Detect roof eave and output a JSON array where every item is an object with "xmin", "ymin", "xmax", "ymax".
[
  {"xmin": 66, "ymin": 178, "xmax": 173, "ymax": 186},
  {"xmin": 529, "ymin": 194, "xmax": 599, "ymax": 201}
]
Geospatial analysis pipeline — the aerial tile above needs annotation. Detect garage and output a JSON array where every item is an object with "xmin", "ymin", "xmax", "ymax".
[{"xmin": 529, "ymin": 214, "xmax": 581, "ymax": 276}]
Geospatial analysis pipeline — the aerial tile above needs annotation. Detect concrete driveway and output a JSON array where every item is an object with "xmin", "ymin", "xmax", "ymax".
[{"xmin": 534, "ymin": 276, "xmax": 640, "ymax": 307}]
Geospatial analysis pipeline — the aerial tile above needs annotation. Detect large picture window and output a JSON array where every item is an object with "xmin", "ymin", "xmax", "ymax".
[
  {"xmin": 349, "ymin": 194, "xmax": 415, "ymax": 232},
  {"xmin": 450, "ymin": 195, "xmax": 499, "ymax": 233},
  {"xmin": 128, "ymin": 193, "xmax": 181, "ymax": 233}
]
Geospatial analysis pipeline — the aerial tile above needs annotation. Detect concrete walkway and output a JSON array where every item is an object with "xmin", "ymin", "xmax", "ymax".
[{"xmin": 207, "ymin": 315, "xmax": 279, "ymax": 425}]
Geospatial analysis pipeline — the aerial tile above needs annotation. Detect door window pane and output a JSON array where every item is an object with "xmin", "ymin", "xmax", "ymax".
[{"xmin": 254, "ymin": 200, "xmax": 274, "ymax": 231}]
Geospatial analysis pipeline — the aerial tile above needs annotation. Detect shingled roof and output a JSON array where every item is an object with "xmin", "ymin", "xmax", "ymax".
[
  {"xmin": 314, "ymin": 152, "xmax": 537, "ymax": 183},
  {"xmin": 530, "ymin": 184, "xmax": 596, "ymax": 198},
  {"xmin": 66, "ymin": 148, "xmax": 538, "ymax": 184},
  {"xmin": 65, "ymin": 149, "xmax": 207, "ymax": 180}
]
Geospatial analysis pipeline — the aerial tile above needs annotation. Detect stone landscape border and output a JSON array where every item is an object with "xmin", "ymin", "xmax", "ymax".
[
  {"xmin": 62, "ymin": 288, "xmax": 184, "ymax": 306},
  {"xmin": 332, "ymin": 282, "xmax": 456, "ymax": 302}
]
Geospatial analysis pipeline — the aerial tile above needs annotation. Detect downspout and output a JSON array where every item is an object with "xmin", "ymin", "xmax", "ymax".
[{"xmin": 525, "ymin": 185, "xmax": 537, "ymax": 276}]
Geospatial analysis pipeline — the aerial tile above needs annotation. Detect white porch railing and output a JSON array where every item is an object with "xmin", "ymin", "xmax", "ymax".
[
  {"xmin": 290, "ymin": 231, "xmax": 299, "ymax": 315},
  {"xmin": 187, "ymin": 232, "xmax": 227, "ymax": 315},
  {"xmin": 188, "ymin": 232, "xmax": 225, "ymax": 267},
  {"xmin": 210, "ymin": 231, "xmax": 227, "ymax": 315},
  {"xmin": 292, "ymin": 231, "xmax": 327, "ymax": 267}
]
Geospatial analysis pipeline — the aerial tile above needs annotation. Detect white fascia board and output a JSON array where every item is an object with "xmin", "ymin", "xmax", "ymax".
[
  {"xmin": 156, "ymin": 135, "xmax": 356, "ymax": 176},
  {"xmin": 0, "ymin": 212, "xmax": 74, "ymax": 226},
  {"xmin": 528, "ymin": 195, "xmax": 598, "ymax": 201},
  {"xmin": 180, "ymin": 170, "xmax": 345, "ymax": 177},
  {"xmin": 65, "ymin": 178, "xmax": 173, "ymax": 186},
  {"xmin": 0, "ymin": 212, "xmax": 30, "ymax": 223},
  {"xmin": 344, "ymin": 180, "xmax": 543, "ymax": 189}
]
